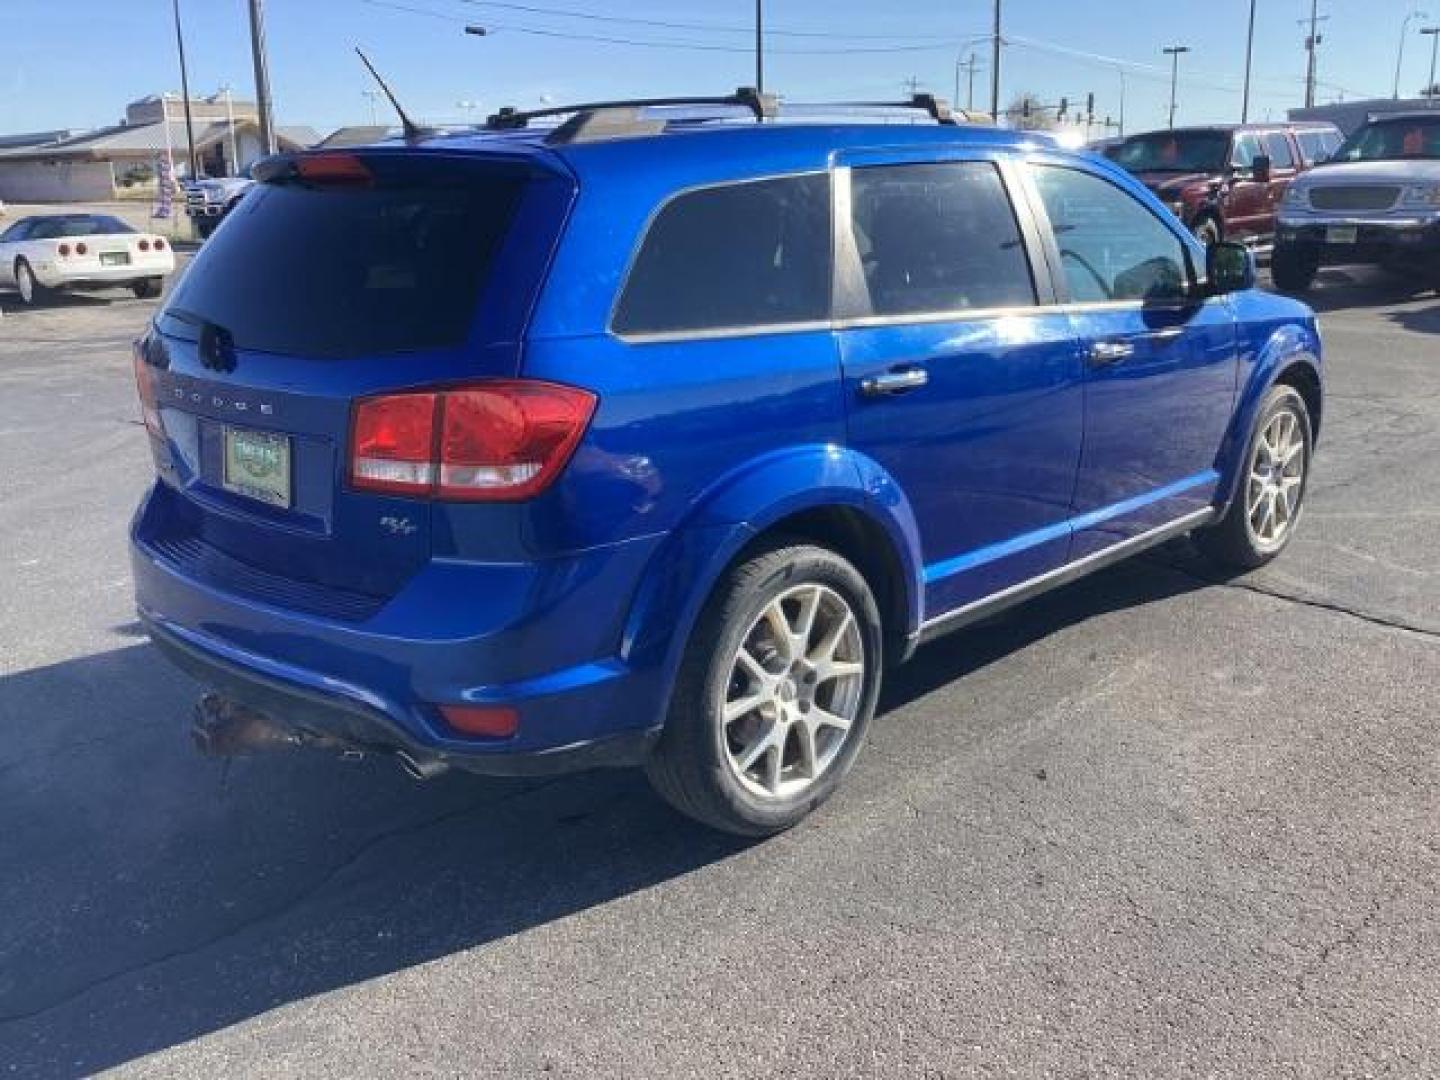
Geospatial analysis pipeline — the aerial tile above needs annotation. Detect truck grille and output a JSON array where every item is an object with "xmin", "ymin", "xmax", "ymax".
[{"xmin": 1307, "ymin": 185, "xmax": 1400, "ymax": 212}]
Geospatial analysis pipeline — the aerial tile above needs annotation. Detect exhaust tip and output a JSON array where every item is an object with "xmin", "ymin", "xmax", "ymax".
[{"xmin": 395, "ymin": 749, "xmax": 448, "ymax": 782}]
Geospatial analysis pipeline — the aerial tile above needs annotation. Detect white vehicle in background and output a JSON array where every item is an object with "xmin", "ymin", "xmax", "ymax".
[
  {"xmin": 0, "ymin": 213, "xmax": 175, "ymax": 306},
  {"xmin": 184, "ymin": 172, "xmax": 255, "ymax": 239}
]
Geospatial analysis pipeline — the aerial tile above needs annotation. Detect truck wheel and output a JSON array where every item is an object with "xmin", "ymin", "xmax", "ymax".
[
  {"xmin": 1196, "ymin": 384, "xmax": 1312, "ymax": 570},
  {"xmin": 132, "ymin": 277, "xmax": 163, "ymax": 300},
  {"xmin": 645, "ymin": 541, "xmax": 882, "ymax": 836},
  {"xmin": 193, "ymin": 217, "xmax": 216, "ymax": 241},
  {"xmin": 14, "ymin": 259, "xmax": 50, "ymax": 306},
  {"xmin": 1192, "ymin": 215, "xmax": 1222, "ymax": 247},
  {"xmin": 1271, "ymin": 242, "xmax": 1319, "ymax": 293}
]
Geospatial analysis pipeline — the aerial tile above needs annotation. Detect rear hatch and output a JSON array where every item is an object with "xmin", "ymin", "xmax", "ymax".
[{"xmin": 139, "ymin": 145, "xmax": 575, "ymax": 613}]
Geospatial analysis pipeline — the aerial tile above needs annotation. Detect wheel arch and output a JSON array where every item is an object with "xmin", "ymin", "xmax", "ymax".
[
  {"xmin": 618, "ymin": 445, "xmax": 925, "ymax": 731},
  {"xmin": 1214, "ymin": 324, "xmax": 1323, "ymax": 515}
]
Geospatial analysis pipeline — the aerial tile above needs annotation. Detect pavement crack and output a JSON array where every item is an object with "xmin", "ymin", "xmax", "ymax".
[
  {"xmin": 1150, "ymin": 558, "xmax": 1440, "ymax": 641},
  {"xmin": 1288, "ymin": 893, "xmax": 1388, "ymax": 1006},
  {"xmin": 0, "ymin": 777, "xmax": 562, "ymax": 1027}
]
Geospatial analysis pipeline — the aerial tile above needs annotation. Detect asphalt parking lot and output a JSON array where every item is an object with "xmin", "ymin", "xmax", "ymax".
[{"xmin": 1, "ymin": 261, "xmax": 1437, "ymax": 1078}]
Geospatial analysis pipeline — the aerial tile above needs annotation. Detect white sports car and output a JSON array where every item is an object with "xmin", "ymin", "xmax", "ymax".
[{"xmin": 0, "ymin": 213, "xmax": 176, "ymax": 306}]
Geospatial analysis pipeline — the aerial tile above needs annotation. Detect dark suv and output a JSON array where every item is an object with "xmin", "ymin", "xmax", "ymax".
[
  {"xmin": 1106, "ymin": 123, "xmax": 1342, "ymax": 246},
  {"xmin": 131, "ymin": 92, "xmax": 1323, "ymax": 835}
]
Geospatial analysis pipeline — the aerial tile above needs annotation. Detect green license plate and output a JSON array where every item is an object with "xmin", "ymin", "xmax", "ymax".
[
  {"xmin": 1326, "ymin": 224, "xmax": 1358, "ymax": 244},
  {"xmin": 222, "ymin": 427, "xmax": 291, "ymax": 508},
  {"xmin": 100, "ymin": 251, "xmax": 130, "ymax": 266}
]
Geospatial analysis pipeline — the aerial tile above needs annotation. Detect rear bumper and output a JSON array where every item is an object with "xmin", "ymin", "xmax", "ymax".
[
  {"xmin": 34, "ymin": 260, "xmax": 174, "ymax": 289},
  {"xmin": 130, "ymin": 482, "xmax": 667, "ymax": 772}
]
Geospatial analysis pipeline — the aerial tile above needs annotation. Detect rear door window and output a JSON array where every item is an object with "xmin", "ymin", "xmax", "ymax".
[
  {"xmin": 1231, "ymin": 134, "xmax": 1263, "ymax": 169},
  {"xmin": 1295, "ymin": 130, "xmax": 1329, "ymax": 165},
  {"xmin": 1264, "ymin": 132, "xmax": 1296, "ymax": 169},
  {"xmin": 162, "ymin": 155, "xmax": 525, "ymax": 358},
  {"xmin": 612, "ymin": 173, "xmax": 831, "ymax": 336},
  {"xmin": 848, "ymin": 161, "xmax": 1037, "ymax": 316}
]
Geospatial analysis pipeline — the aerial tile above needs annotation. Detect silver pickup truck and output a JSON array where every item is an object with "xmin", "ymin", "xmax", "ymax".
[
  {"xmin": 1273, "ymin": 112, "xmax": 1440, "ymax": 292},
  {"xmin": 184, "ymin": 174, "xmax": 254, "ymax": 239}
]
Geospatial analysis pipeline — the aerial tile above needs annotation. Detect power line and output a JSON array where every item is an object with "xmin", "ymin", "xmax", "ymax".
[
  {"xmin": 363, "ymin": 0, "xmax": 985, "ymax": 54},
  {"xmin": 459, "ymin": 0, "xmax": 947, "ymax": 41}
]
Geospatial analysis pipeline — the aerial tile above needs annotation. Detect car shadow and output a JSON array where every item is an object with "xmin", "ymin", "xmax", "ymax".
[
  {"xmin": 1278, "ymin": 266, "xmax": 1439, "ymax": 313},
  {"xmin": 0, "ymin": 547, "xmax": 1214, "ymax": 1076}
]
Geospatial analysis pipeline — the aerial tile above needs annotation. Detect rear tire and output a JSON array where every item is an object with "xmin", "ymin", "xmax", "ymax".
[
  {"xmin": 1196, "ymin": 384, "xmax": 1313, "ymax": 570},
  {"xmin": 645, "ymin": 541, "xmax": 883, "ymax": 836},
  {"xmin": 132, "ymin": 277, "xmax": 162, "ymax": 300},
  {"xmin": 14, "ymin": 259, "xmax": 49, "ymax": 306},
  {"xmin": 1271, "ymin": 242, "xmax": 1319, "ymax": 293}
]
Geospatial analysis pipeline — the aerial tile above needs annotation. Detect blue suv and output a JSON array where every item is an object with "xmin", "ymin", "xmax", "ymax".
[{"xmin": 130, "ymin": 92, "xmax": 1323, "ymax": 835}]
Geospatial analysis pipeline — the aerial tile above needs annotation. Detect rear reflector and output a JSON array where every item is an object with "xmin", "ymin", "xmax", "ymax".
[
  {"xmin": 438, "ymin": 704, "xmax": 519, "ymax": 739},
  {"xmin": 132, "ymin": 341, "xmax": 163, "ymax": 436},
  {"xmin": 349, "ymin": 381, "xmax": 596, "ymax": 501}
]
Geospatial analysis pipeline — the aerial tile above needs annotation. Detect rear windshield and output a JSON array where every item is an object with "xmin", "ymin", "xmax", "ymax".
[
  {"xmin": 30, "ymin": 215, "xmax": 135, "ymax": 238},
  {"xmin": 1107, "ymin": 131, "xmax": 1231, "ymax": 173},
  {"xmin": 1332, "ymin": 118, "xmax": 1440, "ymax": 162},
  {"xmin": 162, "ymin": 155, "xmax": 524, "ymax": 358}
]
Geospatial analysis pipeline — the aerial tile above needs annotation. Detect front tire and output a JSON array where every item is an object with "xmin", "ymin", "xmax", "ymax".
[
  {"xmin": 1196, "ymin": 384, "xmax": 1313, "ymax": 570},
  {"xmin": 14, "ymin": 259, "xmax": 49, "ymax": 306},
  {"xmin": 645, "ymin": 542, "xmax": 883, "ymax": 836},
  {"xmin": 1271, "ymin": 242, "xmax": 1319, "ymax": 293}
]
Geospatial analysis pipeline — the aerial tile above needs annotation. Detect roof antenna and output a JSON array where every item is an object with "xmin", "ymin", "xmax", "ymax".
[{"xmin": 355, "ymin": 47, "xmax": 431, "ymax": 142}]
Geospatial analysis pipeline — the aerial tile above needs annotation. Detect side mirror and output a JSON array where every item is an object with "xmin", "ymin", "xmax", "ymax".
[
  {"xmin": 1251, "ymin": 153, "xmax": 1272, "ymax": 184},
  {"xmin": 1207, "ymin": 240, "xmax": 1255, "ymax": 295}
]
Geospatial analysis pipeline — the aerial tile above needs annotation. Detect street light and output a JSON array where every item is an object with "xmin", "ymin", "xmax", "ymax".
[
  {"xmin": 1424, "ymin": 27, "xmax": 1440, "ymax": 100},
  {"xmin": 1395, "ymin": 9, "xmax": 1430, "ymax": 99},
  {"xmin": 1163, "ymin": 45, "xmax": 1190, "ymax": 129}
]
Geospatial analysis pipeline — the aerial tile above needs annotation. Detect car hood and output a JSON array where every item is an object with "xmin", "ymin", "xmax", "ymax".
[
  {"xmin": 1131, "ymin": 171, "xmax": 1217, "ymax": 197},
  {"xmin": 1295, "ymin": 159, "xmax": 1440, "ymax": 188}
]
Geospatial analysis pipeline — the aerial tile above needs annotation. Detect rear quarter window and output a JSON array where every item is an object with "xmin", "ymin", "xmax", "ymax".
[
  {"xmin": 612, "ymin": 173, "xmax": 832, "ymax": 337},
  {"xmin": 163, "ymin": 159, "xmax": 525, "ymax": 359}
]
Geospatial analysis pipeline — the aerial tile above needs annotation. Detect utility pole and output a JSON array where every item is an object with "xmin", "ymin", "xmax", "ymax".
[
  {"xmin": 1301, "ymin": 0, "xmax": 1330, "ymax": 109},
  {"xmin": 362, "ymin": 89, "xmax": 381, "ymax": 126},
  {"xmin": 170, "ymin": 0, "xmax": 200, "ymax": 179},
  {"xmin": 755, "ymin": 0, "xmax": 764, "ymax": 96},
  {"xmin": 1425, "ymin": 26, "xmax": 1440, "ymax": 100},
  {"xmin": 219, "ymin": 83, "xmax": 239, "ymax": 175},
  {"xmin": 990, "ymin": 0, "xmax": 1002, "ymax": 119},
  {"xmin": 1395, "ymin": 9, "xmax": 1430, "ymax": 99},
  {"xmin": 247, "ymin": 0, "xmax": 277, "ymax": 156},
  {"xmin": 955, "ymin": 53, "xmax": 982, "ymax": 110},
  {"xmin": 1163, "ymin": 45, "xmax": 1190, "ymax": 128},
  {"xmin": 1241, "ymin": 0, "xmax": 1257, "ymax": 122},
  {"xmin": 1118, "ymin": 68, "xmax": 1126, "ymax": 136}
]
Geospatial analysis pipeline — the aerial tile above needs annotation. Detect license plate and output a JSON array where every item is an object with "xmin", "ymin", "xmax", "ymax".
[
  {"xmin": 100, "ymin": 251, "xmax": 130, "ymax": 266},
  {"xmin": 223, "ymin": 427, "xmax": 291, "ymax": 508},
  {"xmin": 1326, "ymin": 224, "xmax": 1358, "ymax": 244}
]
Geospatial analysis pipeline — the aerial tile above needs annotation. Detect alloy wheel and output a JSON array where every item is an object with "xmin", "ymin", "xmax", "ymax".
[
  {"xmin": 720, "ymin": 583, "xmax": 865, "ymax": 800},
  {"xmin": 17, "ymin": 263, "xmax": 34, "ymax": 305},
  {"xmin": 1247, "ymin": 407, "xmax": 1306, "ymax": 549}
]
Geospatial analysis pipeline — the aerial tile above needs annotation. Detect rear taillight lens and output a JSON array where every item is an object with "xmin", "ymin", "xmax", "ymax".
[
  {"xmin": 75, "ymin": 242, "xmax": 88, "ymax": 256},
  {"xmin": 153, "ymin": 237, "xmax": 166, "ymax": 251},
  {"xmin": 138, "ymin": 239, "xmax": 151, "ymax": 252},
  {"xmin": 132, "ymin": 342, "xmax": 163, "ymax": 436},
  {"xmin": 349, "ymin": 382, "xmax": 595, "ymax": 502},
  {"xmin": 57, "ymin": 243, "xmax": 71, "ymax": 257}
]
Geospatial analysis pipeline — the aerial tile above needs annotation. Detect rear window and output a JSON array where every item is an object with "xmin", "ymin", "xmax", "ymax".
[
  {"xmin": 162, "ymin": 156, "xmax": 524, "ymax": 358},
  {"xmin": 28, "ymin": 215, "xmax": 134, "ymax": 238},
  {"xmin": 613, "ymin": 173, "xmax": 831, "ymax": 337}
]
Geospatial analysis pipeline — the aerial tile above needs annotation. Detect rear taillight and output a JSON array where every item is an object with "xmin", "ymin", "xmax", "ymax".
[
  {"xmin": 75, "ymin": 242, "xmax": 88, "ymax": 256},
  {"xmin": 57, "ymin": 243, "xmax": 71, "ymax": 257},
  {"xmin": 153, "ymin": 237, "xmax": 166, "ymax": 251},
  {"xmin": 132, "ymin": 342, "xmax": 163, "ymax": 436},
  {"xmin": 349, "ymin": 382, "xmax": 596, "ymax": 502},
  {"xmin": 138, "ymin": 239, "xmax": 151, "ymax": 252}
]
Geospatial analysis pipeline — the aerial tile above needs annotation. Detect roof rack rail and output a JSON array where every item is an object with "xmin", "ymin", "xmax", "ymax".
[
  {"xmin": 486, "ymin": 87, "xmax": 778, "ymax": 139},
  {"xmin": 815, "ymin": 93, "xmax": 962, "ymax": 125}
]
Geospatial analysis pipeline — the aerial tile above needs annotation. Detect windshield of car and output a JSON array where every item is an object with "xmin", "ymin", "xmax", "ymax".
[
  {"xmin": 1332, "ymin": 118, "xmax": 1440, "ymax": 162},
  {"xmin": 27, "ymin": 215, "xmax": 136, "ymax": 238},
  {"xmin": 1107, "ymin": 131, "xmax": 1232, "ymax": 173}
]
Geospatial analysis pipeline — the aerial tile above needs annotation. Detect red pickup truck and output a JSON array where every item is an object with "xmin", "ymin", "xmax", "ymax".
[{"xmin": 1105, "ymin": 122, "xmax": 1343, "ymax": 247}]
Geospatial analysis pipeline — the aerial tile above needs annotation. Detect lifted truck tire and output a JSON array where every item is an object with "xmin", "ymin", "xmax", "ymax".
[{"xmin": 1272, "ymin": 242, "xmax": 1319, "ymax": 293}]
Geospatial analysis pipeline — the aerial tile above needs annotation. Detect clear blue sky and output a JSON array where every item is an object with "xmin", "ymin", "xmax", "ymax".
[{"xmin": 0, "ymin": 0, "xmax": 1431, "ymax": 137}]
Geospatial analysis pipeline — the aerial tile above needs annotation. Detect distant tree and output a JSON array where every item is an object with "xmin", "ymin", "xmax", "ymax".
[{"xmin": 1004, "ymin": 91, "xmax": 1057, "ymax": 131}]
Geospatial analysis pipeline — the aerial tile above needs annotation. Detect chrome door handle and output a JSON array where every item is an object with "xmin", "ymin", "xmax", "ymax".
[
  {"xmin": 860, "ymin": 366, "xmax": 929, "ymax": 397},
  {"xmin": 1143, "ymin": 327, "xmax": 1184, "ymax": 344},
  {"xmin": 1087, "ymin": 340, "xmax": 1135, "ymax": 366}
]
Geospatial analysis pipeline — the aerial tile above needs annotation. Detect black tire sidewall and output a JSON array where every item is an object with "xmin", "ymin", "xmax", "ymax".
[{"xmin": 673, "ymin": 545, "xmax": 883, "ymax": 834}]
